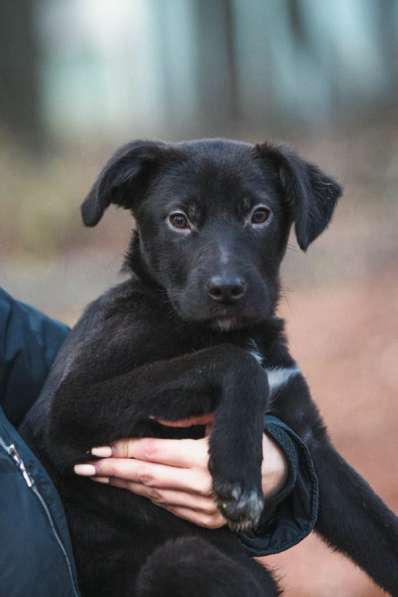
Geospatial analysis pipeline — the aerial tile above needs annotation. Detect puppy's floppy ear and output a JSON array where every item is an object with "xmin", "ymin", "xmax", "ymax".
[
  {"xmin": 81, "ymin": 140, "xmax": 172, "ymax": 226},
  {"xmin": 256, "ymin": 143, "xmax": 343, "ymax": 250}
]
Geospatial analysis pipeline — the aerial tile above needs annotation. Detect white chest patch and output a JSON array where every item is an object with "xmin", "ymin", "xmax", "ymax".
[
  {"xmin": 265, "ymin": 366, "xmax": 300, "ymax": 396},
  {"xmin": 247, "ymin": 339, "xmax": 300, "ymax": 396},
  {"xmin": 248, "ymin": 348, "xmax": 263, "ymax": 365}
]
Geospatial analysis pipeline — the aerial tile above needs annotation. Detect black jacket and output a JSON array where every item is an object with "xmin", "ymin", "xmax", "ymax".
[
  {"xmin": 0, "ymin": 288, "xmax": 318, "ymax": 595},
  {"xmin": 0, "ymin": 289, "xmax": 79, "ymax": 596}
]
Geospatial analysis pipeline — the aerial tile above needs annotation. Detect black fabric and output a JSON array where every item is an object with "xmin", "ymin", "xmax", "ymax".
[
  {"xmin": 0, "ymin": 406, "xmax": 80, "ymax": 596},
  {"xmin": 0, "ymin": 288, "xmax": 69, "ymax": 426},
  {"xmin": 239, "ymin": 415, "xmax": 319, "ymax": 556},
  {"xmin": 0, "ymin": 288, "xmax": 79, "ymax": 596}
]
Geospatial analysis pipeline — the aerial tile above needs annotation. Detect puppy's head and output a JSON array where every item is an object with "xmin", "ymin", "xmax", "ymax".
[{"xmin": 81, "ymin": 138, "xmax": 342, "ymax": 330}]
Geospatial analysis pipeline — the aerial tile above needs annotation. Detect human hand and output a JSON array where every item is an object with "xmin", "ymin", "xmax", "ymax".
[{"xmin": 74, "ymin": 415, "xmax": 288, "ymax": 529}]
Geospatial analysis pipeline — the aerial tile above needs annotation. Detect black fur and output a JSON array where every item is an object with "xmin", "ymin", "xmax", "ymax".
[{"xmin": 21, "ymin": 138, "xmax": 398, "ymax": 596}]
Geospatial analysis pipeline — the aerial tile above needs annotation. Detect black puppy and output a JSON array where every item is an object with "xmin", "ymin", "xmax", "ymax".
[{"xmin": 22, "ymin": 139, "xmax": 398, "ymax": 597}]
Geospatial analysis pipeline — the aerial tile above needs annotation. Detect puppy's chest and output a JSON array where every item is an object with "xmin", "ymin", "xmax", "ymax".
[
  {"xmin": 132, "ymin": 322, "xmax": 299, "ymax": 399},
  {"xmin": 179, "ymin": 330, "xmax": 300, "ymax": 400}
]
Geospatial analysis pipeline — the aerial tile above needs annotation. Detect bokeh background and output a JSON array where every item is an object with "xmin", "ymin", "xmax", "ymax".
[{"xmin": 1, "ymin": 1, "xmax": 397, "ymax": 595}]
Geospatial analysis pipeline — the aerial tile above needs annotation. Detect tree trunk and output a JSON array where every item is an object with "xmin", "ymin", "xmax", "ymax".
[
  {"xmin": 192, "ymin": 0, "xmax": 240, "ymax": 133},
  {"xmin": 0, "ymin": 0, "xmax": 45, "ymax": 153}
]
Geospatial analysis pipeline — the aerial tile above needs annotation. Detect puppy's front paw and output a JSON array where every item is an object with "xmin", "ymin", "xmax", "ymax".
[{"xmin": 213, "ymin": 479, "xmax": 264, "ymax": 532}]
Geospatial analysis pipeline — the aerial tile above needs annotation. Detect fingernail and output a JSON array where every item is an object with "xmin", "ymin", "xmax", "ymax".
[
  {"xmin": 90, "ymin": 476, "xmax": 110, "ymax": 484},
  {"xmin": 74, "ymin": 464, "xmax": 96, "ymax": 476},
  {"xmin": 91, "ymin": 446, "xmax": 113, "ymax": 458}
]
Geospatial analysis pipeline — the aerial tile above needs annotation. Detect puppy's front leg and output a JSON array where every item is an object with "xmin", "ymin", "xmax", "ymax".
[
  {"xmin": 48, "ymin": 343, "xmax": 268, "ymax": 529},
  {"xmin": 209, "ymin": 357, "xmax": 269, "ymax": 531}
]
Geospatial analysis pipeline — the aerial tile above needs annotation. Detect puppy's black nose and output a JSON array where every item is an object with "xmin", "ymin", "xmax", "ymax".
[{"xmin": 207, "ymin": 276, "xmax": 247, "ymax": 303}]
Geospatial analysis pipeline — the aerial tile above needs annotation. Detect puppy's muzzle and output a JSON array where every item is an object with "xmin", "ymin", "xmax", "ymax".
[{"xmin": 206, "ymin": 275, "xmax": 247, "ymax": 305}]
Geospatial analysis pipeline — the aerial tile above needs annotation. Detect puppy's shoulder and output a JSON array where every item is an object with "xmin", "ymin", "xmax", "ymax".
[
  {"xmin": 69, "ymin": 277, "xmax": 179, "ymax": 358},
  {"xmin": 79, "ymin": 277, "xmax": 164, "ymax": 328}
]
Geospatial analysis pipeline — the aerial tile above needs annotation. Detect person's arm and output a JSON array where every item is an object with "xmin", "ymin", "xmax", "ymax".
[
  {"xmin": 0, "ymin": 288, "xmax": 69, "ymax": 426},
  {"xmin": 75, "ymin": 414, "xmax": 318, "ymax": 553},
  {"xmin": 0, "ymin": 290, "xmax": 80, "ymax": 595}
]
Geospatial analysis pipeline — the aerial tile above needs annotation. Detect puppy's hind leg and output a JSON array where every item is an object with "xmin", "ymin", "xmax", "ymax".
[{"xmin": 135, "ymin": 537, "xmax": 279, "ymax": 597}]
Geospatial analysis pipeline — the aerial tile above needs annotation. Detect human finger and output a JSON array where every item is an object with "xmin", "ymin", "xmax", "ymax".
[
  {"xmin": 93, "ymin": 437, "xmax": 209, "ymax": 469},
  {"xmin": 77, "ymin": 458, "xmax": 213, "ymax": 495}
]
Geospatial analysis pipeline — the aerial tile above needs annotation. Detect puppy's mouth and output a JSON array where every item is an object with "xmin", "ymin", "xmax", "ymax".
[
  {"xmin": 173, "ymin": 302, "xmax": 247, "ymax": 331},
  {"xmin": 209, "ymin": 316, "xmax": 241, "ymax": 332},
  {"xmin": 189, "ymin": 303, "xmax": 248, "ymax": 331},
  {"xmin": 168, "ymin": 289, "xmax": 267, "ymax": 330}
]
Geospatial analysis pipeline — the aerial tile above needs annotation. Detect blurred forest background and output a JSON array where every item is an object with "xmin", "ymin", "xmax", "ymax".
[{"xmin": 0, "ymin": 1, "xmax": 397, "ymax": 595}]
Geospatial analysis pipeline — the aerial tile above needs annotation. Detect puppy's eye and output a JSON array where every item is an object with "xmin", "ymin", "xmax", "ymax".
[
  {"xmin": 250, "ymin": 206, "xmax": 271, "ymax": 226},
  {"xmin": 168, "ymin": 212, "xmax": 190, "ymax": 231}
]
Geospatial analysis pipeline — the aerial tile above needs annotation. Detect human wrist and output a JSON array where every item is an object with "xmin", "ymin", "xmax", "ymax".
[
  {"xmin": 261, "ymin": 432, "xmax": 289, "ymax": 498},
  {"xmin": 263, "ymin": 417, "xmax": 299, "ymax": 504}
]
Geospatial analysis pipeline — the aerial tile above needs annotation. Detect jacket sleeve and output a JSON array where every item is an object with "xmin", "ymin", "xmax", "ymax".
[
  {"xmin": 239, "ymin": 415, "xmax": 319, "ymax": 556},
  {"xmin": 0, "ymin": 288, "xmax": 69, "ymax": 427}
]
